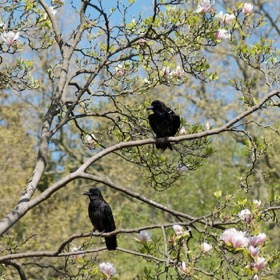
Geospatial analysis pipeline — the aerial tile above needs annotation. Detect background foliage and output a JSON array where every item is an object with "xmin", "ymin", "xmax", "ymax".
[{"xmin": 0, "ymin": 0, "xmax": 280, "ymax": 279}]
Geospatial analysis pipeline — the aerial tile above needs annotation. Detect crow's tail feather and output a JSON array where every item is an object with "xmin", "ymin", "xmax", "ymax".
[
  {"xmin": 105, "ymin": 236, "xmax": 117, "ymax": 250},
  {"xmin": 156, "ymin": 142, "xmax": 173, "ymax": 151}
]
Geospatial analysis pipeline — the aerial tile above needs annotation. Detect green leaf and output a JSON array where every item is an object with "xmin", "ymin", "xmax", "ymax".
[{"xmin": 214, "ymin": 190, "xmax": 222, "ymax": 198}]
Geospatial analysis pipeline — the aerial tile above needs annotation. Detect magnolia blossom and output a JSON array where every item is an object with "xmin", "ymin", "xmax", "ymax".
[
  {"xmin": 205, "ymin": 121, "xmax": 210, "ymax": 131},
  {"xmin": 253, "ymin": 199, "xmax": 261, "ymax": 208},
  {"xmin": 217, "ymin": 11, "xmax": 235, "ymax": 24},
  {"xmin": 99, "ymin": 262, "xmax": 117, "ymax": 277},
  {"xmin": 220, "ymin": 228, "xmax": 237, "ymax": 244},
  {"xmin": 257, "ymin": 233, "xmax": 266, "ymax": 246},
  {"xmin": 201, "ymin": 242, "xmax": 213, "ymax": 253},
  {"xmin": 70, "ymin": 246, "xmax": 83, "ymax": 258},
  {"xmin": 135, "ymin": 230, "xmax": 152, "ymax": 243},
  {"xmin": 253, "ymin": 274, "xmax": 259, "ymax": 280},
  {"xmin": 143, "ymin": 78, "xmax": 151, "ymax": 84},
  {"xmin": 215, "ymin": 29, "xmax": 231, "ymax": 40},
  {"xmin": 173, "ymin": 225, "xmax": 184, "ymax": 236},
  {"xmin": 138, "ymin": 38, "xmax": 147, "ymax": 46},
  {"xmin": 220, "ymin": 228, "xmax": 249, "ymax": 248},
  {"xmin": 115, "ymin": 64, "xmax": 125, "ymax": 76},
  {"xmin": 176, "ymin": 162, "xmax": 189, "ymax": 175},
  {"xmin": 196, "ymin": 0, "xmax": 215, "ymax": 14},
  {"xmin": 251, "ymin": 257, "xmax": 265, "ymax": 272},
  {"xmin": 243, "ymin": 3, "xmax": 253, "ymax": 15},
  {"xmin": 1, "ymin": 31, "xmax": 20, "ymax": 46},
  {"xmin": 249, "ymin": 233, "xmax": 267, "ymax": 247},
  {"xmin": 162, "ymin": 66, "xmax": 171, "ymax": 77},
  {"xmin": 171, "ymin": 66, "xmax": 183, "ymax": 79},
  {"xmin": 249, "ymin": 236, "xmax": 259, "ymax": 247},
  {"xmin": 238, "ymin": 208, "xmax": 252, "ymax": 224},
  {"xmin": 71, "ymin": 246, "xmax": 80, "ymax": 252},
  {"xmin": 231, "ymin": 231, "xmax": 249, "ymax": 248},
  {"xmin": 84, "ymin": 133, "xmax": 97, "ymax": 149},
  {"xmin": 249, "ymin": 245, "xmax": 260, "ymax": 257},
  {"xmin": 50, "ymin": 6, "xmax": 57, "ymax": 15},
  {"xmin": 179, "ymin": 127, "xmax": 187, "ymax": 135},
  {"xmin": 181, "ymin": 261, "xmax": 187, "ymax": 272}
]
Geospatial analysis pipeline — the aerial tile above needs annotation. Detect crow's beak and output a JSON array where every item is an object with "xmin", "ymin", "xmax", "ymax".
[
  {"xmin": 82, "ymin": 191, "xmax": 90, "ymax": 196},
  {"xmin": 147, "ymin": 106, "xmax": 153, "ymax": 111}
]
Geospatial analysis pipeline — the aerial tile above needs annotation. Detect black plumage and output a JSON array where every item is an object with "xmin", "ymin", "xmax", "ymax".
[
  {"xmin": 83, "ymin": 188, "xmax": 117, "ymax": 250},
  {"xmin": 147, "ymin": 100, "xmax": 180, "ymax": 150}
]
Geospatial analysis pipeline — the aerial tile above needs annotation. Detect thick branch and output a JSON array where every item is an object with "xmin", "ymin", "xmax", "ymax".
[
  {"xmin": 0, "ymin": 222, "xmax": 211, "ymax": 263},
  {"xmin": 0, "ymin": 89, "xmax": 278, "ymax": 236},
  {"xmin": 2, "ymin": 260, "xmax": 27, "ymax": 280},
  {"xmin": 38, "ymin": 0, "xmax": 63, "ymax": 46}
]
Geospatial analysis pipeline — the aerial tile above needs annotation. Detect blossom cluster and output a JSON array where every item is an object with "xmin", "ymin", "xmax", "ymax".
[
  {"xmin": 115, "ymin": 64, "xmax": 125, "ymax": 77},
  {"xmin": 195, "ymin": 1, "xmax": 254, "ymax": 41},
  {"xmin": 99, "ymin": 262, "xmax": 117, "ymax": 278},
  {"xmin": 0, "ymin": 2, "xmax": 65, "ymax": 46},
  {"xmin": 238, "ymin": 200, "xmax": 261, "ymax": 224},
  {"xmin": 162, "ymin": 66, "xmax": 184, "ymax": 80},
  {"xmin": 220, "ymin": 228, "xmax": 267, "ymax": 274}
]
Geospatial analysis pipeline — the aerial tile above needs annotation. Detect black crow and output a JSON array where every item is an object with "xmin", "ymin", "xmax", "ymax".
[
  {"xmin": 147, "ymin": 100, "xmax": 180, "ymax": 150},
  {"xmin": 83, "ymin": 188, "xmax": 117, "ymax": 250}
]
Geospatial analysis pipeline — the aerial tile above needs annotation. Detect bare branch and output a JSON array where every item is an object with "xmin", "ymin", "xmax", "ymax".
[{"xmin": 2, "ymin": 260, "xmax": 27, "ymax": 280}]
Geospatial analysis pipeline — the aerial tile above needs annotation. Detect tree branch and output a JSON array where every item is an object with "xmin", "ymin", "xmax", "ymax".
[
  {"xmin": 0, "ymin": 89, "xmax": 278, "ymax": 236},
  {"xmin": 2, "ymin": 260, "xmax": 27, "ymax": 280},
  {"xmin": 0, "ymin": 222, "xmax": 210, "ymax": 263}
]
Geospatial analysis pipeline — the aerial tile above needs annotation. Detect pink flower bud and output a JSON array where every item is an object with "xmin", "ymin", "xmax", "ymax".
[
  {"xmin": 135, "ymin": 230, "xmax": 152, "ymax": 243},
  {"xmin": 173, "ymin": 225, "xmax": 184, "ymax": 236},
  {"xmin": 50, "ymin": 6, "xmax": 57, "ymax": 15},
  {"xmin": 248, "ymin": 245, "xmax": 259, "ymax": 257},
  {"xmin": 243, "ymin": 3, "xmax": 253, "ymax": 15},
  {"xmin": 196, "ymin": 0, "xmax": 215, "ymax": 14},
  {"xmin": 84, "ymin": 133, "xmax": 96, "ymax": 149},
  {"xmin": 223, "ymin": 13, "xmax": 235, "ymax": 24},
  {"xmin": 217, "ymin": 11, "xmax": 235, "ymax": 24},
  {"xmin": 249, "ymin": 236, "xmax": 259, "ymax": 247},
  {"xmin": 205, "ymin": 121, "xmax": 210, "ymax": 131},
  {"xmin": 162, "ymin": 66, "xmax": 171, "ymax": 77},
  {"xmin": 251, "ymin": 257, "xmax": 265, "ymax": 272},
  {"xmin": 181, "ymin": 261, "xmax": 187, "ymax": 272},
  {"xmin": 253, "ymin": 199, "xmax": 261, "ymax": 208},
  {"xmin": 257, "ymin": 233, "xmax": 266, "ymax": 246},
  {"xmin": 238, "ymin": 208, "xmax": 252, "ymax": 224},
  {"xmin": 1, "ymin": 31, "xmax": 20, "ymax": 46},
  {"xmin": 215, "ymin": 29, "xmax": 231, "ymax": 40},
  {"xmin": 201, "ymin": 242, "xmax": 213, "ymax": 253},
  {"xmin": 138, "ymin": 38, "xmax": 147, "ymax": 46},
  {"xmin": 99, "ymin": 262, "xmax": 117, "ymax": 277},
  {"xmin": 171, "ymin": 66, "xmax": 183, "ymax": 79},
  {"xmin": 179, "ymin": 127, "xmax": 187, "ymax": 135},
  {"xmin": 115, "ymin": 64, "xmax": 125, "ymax": 76}
]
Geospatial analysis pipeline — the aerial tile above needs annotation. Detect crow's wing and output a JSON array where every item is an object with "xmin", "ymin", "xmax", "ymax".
[
  {"xmin": 102, "ymin": 201, "xmax": 116, "ymax": 233},
  {"xmin": 149, "ymin": 113, "xmax": 173, "ymax": 138},
  {"xmin": 102, "ymin": 203, "xmax": 117, "ymax": 250},
  {"xmin": 148, "ymin": 114, "xmax": 161, "ymax": 137},
  {"xmin": 88, "ymin": 200, "xmax": 115, "ymax": 232},
  {"xmin": 171, "ymin": 114, "xmax": 180, "ymax": 136}
]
